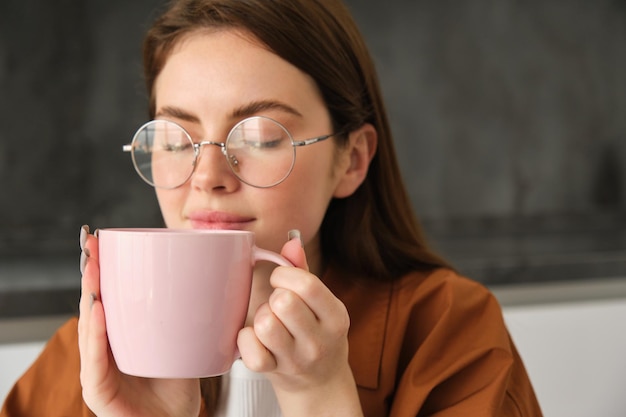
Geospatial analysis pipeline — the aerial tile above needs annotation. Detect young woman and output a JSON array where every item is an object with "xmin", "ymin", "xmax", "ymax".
[{"xmin": 1, "ymin": 1, "xmax": 542, "ymax": 416}]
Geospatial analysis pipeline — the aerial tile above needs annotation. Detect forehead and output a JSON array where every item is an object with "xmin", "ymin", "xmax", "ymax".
[
  {"xmin": 155, "ymin": 28, "xmax": 321, "ymax": 106},
  {"xmin": 151, "ymin": 28, "xmax": 333, "ymax": 135}
]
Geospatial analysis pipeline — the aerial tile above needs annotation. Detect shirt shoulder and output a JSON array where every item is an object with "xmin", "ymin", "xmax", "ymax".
[
  {"xmin": 326, "ymin": 268, "xmax": 542, "ymax": 417},
  {"xmin": 0, "ymin": 317, "xmax": 95, "ymax": 417}
]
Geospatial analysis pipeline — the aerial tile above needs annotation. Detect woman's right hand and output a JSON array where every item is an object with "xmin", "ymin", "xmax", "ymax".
[{"xmin": 78, "ymin": 226, "xmax": 202, "ymax": 417}]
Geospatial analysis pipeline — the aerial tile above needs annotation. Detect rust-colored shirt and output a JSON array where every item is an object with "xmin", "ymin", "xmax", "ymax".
[{"xmin": 1, "ymin": 268, "xmax": 542, "ymax": 416}]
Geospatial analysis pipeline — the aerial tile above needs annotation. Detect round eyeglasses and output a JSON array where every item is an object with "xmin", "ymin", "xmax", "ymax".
[{"xmin": 123, "ymin": 116, "xmax": 337, "ymax": 189}]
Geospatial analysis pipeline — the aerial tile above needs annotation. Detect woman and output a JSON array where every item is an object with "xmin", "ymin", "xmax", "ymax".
[{"xmin": 1, "ymin": 0, "xmax": 542, "ymax": 416}]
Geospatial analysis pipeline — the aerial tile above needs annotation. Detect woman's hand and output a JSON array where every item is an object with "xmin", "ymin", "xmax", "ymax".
[
  {"xmin": 78, "ymin": 226, "xmax": 201, "ymax": 417},
  {"xmin": 237, "ymin": 231, "xmax": 363, "ymax": 417}
]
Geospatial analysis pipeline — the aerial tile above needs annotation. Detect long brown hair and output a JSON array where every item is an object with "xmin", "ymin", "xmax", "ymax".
[
  {"xmin": 143, "ymin": 0, "xmax": 449, "ymax": 282},
  {"xmin": 144, "ymin": 1, "xmax": 449, "ymax": 412}
]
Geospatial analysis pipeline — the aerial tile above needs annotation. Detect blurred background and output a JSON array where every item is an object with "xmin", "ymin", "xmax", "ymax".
[
  {"xmin": 0, "ymin": 1, "xmax": 625, "ymax": 415},
  {"xmin": 0, "ymin": 0, "xmax": 625, "ymax": 299},
  {"xmin": 3, "ymin": 0, "xmax": 625, "ymax": 285}
]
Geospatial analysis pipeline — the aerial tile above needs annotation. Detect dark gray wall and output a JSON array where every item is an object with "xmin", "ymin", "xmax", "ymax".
[
  {"xmin": 1, "ymin": 0, "xmax": 625, "ymax": 282},
  {"xmin": 0, "ymin": 1, "xmax": 164, "ymax": 255},
  {"xmin": 349, "ymin": 0, "xmax": 625, "ymax": 220}
]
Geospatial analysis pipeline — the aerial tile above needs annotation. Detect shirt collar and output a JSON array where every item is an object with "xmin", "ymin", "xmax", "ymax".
[{"xmin": 323, "ymin": 268, "xmax": 392, "ymax": 390}]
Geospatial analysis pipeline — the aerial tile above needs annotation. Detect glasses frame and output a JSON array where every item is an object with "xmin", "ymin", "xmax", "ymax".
[{"xmin": 123, "ymin": 115, "xmax": 338, "ymax": 189}]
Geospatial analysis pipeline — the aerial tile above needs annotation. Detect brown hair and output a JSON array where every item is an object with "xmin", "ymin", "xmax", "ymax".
[{"xmin": 143, "ymin": 0, "xmax": 449, "ymax": 282}]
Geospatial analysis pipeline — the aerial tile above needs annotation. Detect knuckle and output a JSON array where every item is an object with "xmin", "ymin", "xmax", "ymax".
[
  {"xmin": 244, "ymin": 352, "xmax": 274, "ymax": 373},
  {"xmin": 297, "ymin": 273, "xmax": 318, "ymax": 297},
  {"xmin": 326, "ymin": 302, "xmax": 350, "ymax": 338},
  {"xmin": 269, "ymin": 288, "xmax": 297, "ymax": 314},
  {"xmin": 303, "ymin": 341, "xmax": 326, "ymax": 363},
  {"xmin": 254, "ymin": 308, "xmax": 278, "ymax": 337},
  {"xmin": 337, "ymin": 304, "xmax": 350, "ymax": 333}
]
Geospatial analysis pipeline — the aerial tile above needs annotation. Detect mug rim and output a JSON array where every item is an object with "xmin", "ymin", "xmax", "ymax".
[{"xmin": 99, "ymin": 228, "xmax": 253, "ymax": 236}]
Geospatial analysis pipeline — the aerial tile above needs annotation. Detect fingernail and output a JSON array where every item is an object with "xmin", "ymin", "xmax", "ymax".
[
  {"xmin": 80, "ymin": 225, "xmax": 89, "ymax": 250},
  {"xmin": 287, "ymin": 229, "xmax": 303, "ymax": 247},
  {"xmin": 80, "ymin": 248, "xmax": 90, "ymax": 275},
  {"xmin": 90, "ymin": 293, "xmax": 97, "ymax": 310},
  {"xmin": 94, "ymin": 229, "xmax": 99, "ymax": 238}
]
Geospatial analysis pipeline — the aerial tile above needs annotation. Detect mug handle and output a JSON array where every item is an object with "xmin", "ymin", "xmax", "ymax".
[
  {"xmin": 232, "ymin": 246, "xmax": 293, "ymax": 361},
  {"xmin": 253, "ymin": 246, "xmax": 294, "ymax": 267}
]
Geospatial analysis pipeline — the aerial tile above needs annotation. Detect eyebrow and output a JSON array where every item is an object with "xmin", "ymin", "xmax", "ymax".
[
  {"xmin": 155, "ymin": 106, "xmax": 200, "ymax": 123},
  {"xmin": 231, "ymin": 100, "xmax": 303, "ymax": 119},
  {"xmin": 155, "ymin": 100, "xmax": 303, "ymax": 124}
]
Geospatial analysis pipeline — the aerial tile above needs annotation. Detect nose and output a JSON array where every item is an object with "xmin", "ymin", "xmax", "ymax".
[{"xmin": 189, "ymin": 141, "xmax": 240, "ymax": 191}]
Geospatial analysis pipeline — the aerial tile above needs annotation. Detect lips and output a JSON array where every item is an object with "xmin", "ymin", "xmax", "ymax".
[{"xmin": 187, "ymin": 211, "xmax": 255, "ymax": 230}]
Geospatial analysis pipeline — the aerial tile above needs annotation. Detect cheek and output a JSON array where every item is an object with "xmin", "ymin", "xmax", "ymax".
[
  {"xmin": 255, "ymin": 192, "xmax": 328, "ymax": 253},
  {"xmin": 155, "ymin": 188, "xmax": 187, "ymax": 227},
  {"xmin": 257, "ymin": 164, "xmax": 336, "ymax": 247}
]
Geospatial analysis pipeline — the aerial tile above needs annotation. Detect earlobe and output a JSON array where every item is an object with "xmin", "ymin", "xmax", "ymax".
[{"xmin": 333, "ymin": 123, "xmax": 378, "ymax": 198}]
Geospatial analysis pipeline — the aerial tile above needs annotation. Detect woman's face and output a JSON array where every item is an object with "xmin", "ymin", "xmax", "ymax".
[{"xmin": 153, "ymin": 29, "xmax": 349, "ymax": 262}]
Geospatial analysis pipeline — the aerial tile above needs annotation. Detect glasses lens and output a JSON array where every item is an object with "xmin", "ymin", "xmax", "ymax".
[
  {"xmin": 130, "ymin": 120, "xmax": 195, "ymax": 188},
  {"xmin": 226, "ymin": 117, "xmax": 295, "ymax": 187}
]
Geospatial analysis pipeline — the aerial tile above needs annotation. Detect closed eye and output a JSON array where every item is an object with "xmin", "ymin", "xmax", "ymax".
[
  {"xmin": 243, "ymin": 138, "xmax": 285, "ymax": 149},
  {"xmin": 161, "ymin": 142, "xmax": 194, "ymax": 152}
]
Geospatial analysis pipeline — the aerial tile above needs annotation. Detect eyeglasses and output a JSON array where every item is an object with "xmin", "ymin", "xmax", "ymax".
[{"xmin": 123, "ymin": 116, "xmax": 337, "ymax": 189}]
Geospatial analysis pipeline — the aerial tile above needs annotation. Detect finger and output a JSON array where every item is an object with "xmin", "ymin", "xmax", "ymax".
[
  {"xmin": 254, "ymin": 301, "xmax": 296, "ymax": 356},
  {"xmin": 270, "ymin": 267, "xmax": 350, "ymax": 337},
  {"xmin": 84, "ymin": 230, "xmax": 100, "ymax": 262},
  {"xmin": 82, "ymin": 294, "xmax": 113, "ymax": 392},
  {"xmin": 268, "ymin": 287, "xmax": 318, "ymax": 343},
  {"xmin": 270, "ymin": 266, "xmax": 346, "ymax": 325},
  {"xmin": 78, "ymin": 231, "xmax": 101, "ymax": 355},
  {"xmin": 237, "ymin": 324, "xmax": 278, "ymax": 373},
  {"xmin": 77, "ymin": 229, "xmax": 115, "ymax": 403},
  {"xmin": 280, "ymin": 230, "xmax": 309, "ymax": 271},
  {"xmin": 79, "ymin": 235, "xmax": 100, "ymax": 313},
  {"xmin": 80, "ymin": 224, "xmax": 89, "ymax": 251}
]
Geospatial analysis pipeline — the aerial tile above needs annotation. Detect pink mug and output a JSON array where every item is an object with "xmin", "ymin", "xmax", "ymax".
[{"xmin": 98, "ymin": 228, "xmax": 291, "ymax": 378}]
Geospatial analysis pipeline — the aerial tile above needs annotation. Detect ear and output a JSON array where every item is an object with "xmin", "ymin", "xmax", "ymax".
[{"xmin": 333, "ymin": 123, "xmax": 378, "ymax": 198}]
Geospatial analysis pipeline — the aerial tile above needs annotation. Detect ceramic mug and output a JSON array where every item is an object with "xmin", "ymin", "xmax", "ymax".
[{"xmin": 98, "ymin": 228, "xmax": 291, "ymax": 378}]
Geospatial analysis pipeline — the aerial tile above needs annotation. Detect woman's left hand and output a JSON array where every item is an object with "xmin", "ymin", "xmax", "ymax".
[{"xmin": 237, "ymin": 233, "xmax": 363, "ymax": 417}]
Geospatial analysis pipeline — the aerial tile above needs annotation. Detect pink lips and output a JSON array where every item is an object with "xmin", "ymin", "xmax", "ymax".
[{"xmin": 188, "ymin": 211, "xmax": 255, "ymax": 230}]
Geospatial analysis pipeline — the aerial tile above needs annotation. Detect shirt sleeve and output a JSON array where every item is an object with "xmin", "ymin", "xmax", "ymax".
[
  {"xmin": 0, "ymin": 317, "xmax": 96, "ymax": 417},
  {"xmin": 387, "ymin": 272, "xmax": 543, "ymax": 417}
]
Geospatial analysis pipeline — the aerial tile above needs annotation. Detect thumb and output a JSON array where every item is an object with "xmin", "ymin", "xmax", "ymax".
[{"xmin": 280, "ymin": 229, "xmax": 309, "ymax": 271}]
